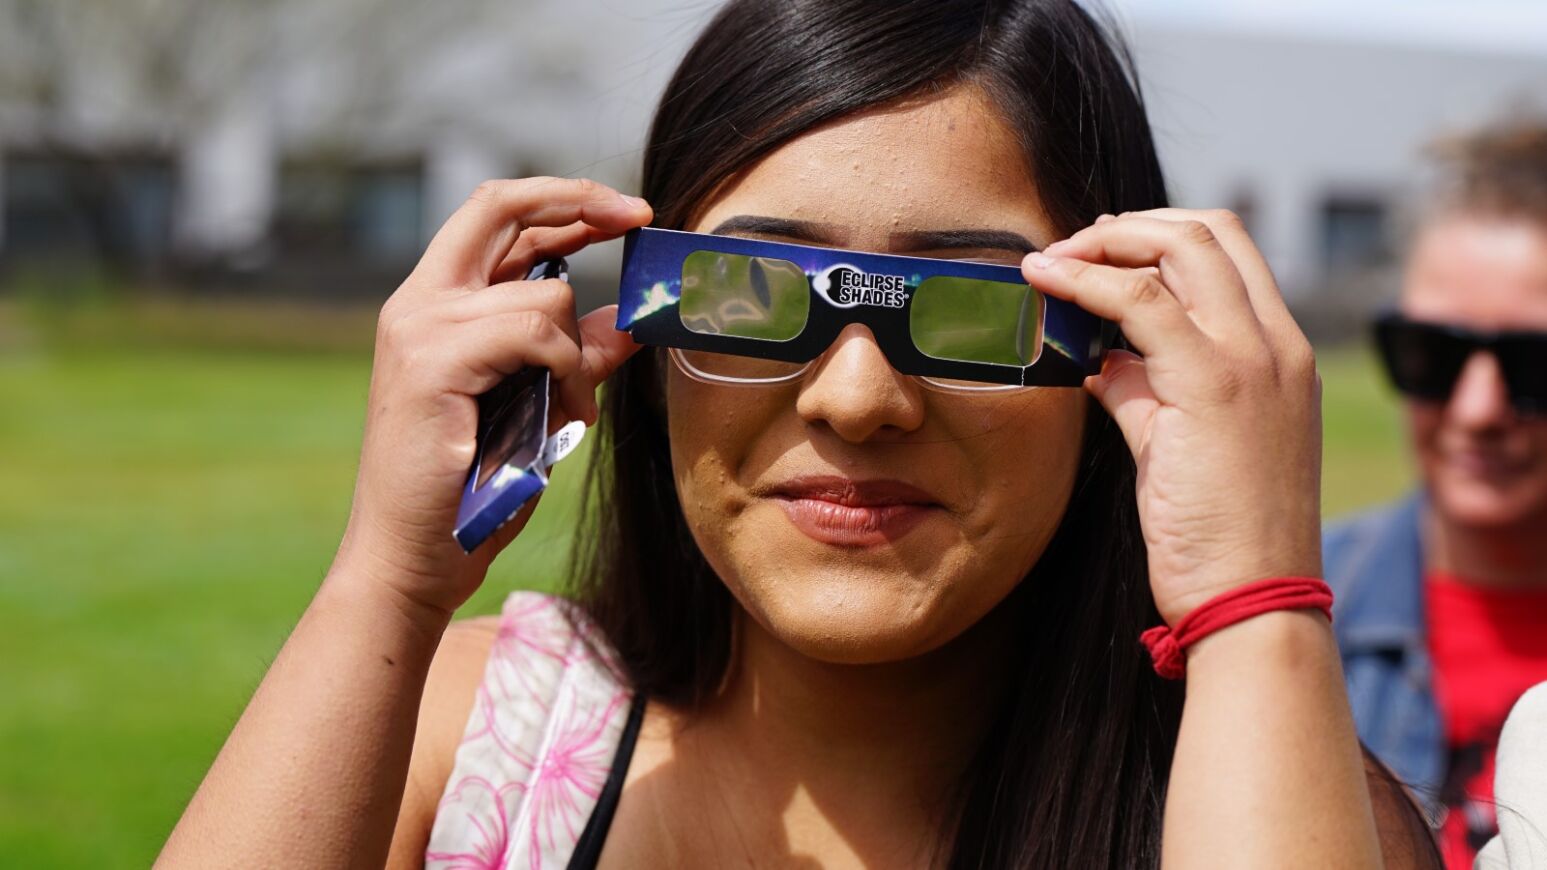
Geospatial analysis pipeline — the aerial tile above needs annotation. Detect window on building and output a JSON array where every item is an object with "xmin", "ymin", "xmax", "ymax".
[
  {"xmin": 273, "ymin": 159, "xmax": 424, "ymax": 265},
  {"xmin": 1320, "ymin": 194, "xmax": 1391, "ymax": 273},
  {"xmin": 1, "ymin": 151, "xmax": 176, "ymax": 267}
]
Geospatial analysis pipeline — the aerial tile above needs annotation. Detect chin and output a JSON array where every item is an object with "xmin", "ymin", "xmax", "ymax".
[
  {"xmin": 1433, "ymin": 475, "xmax": 1547, "ymax": 530},
  {"xmin": 738, "ymin": 570, "xmax": 967, "ymax": 665}
]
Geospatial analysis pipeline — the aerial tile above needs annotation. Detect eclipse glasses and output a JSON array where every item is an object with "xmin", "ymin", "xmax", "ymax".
[{"xmin": 615, "ymin": 227, "xmax": 1110, "ymax": 391}]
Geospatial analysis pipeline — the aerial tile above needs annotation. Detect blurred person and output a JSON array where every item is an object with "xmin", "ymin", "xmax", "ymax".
[
  {"xmin": 158, "ymin": 1, "xmax": 1440, "ymax": 867},
  {"xmin": 1475, "ymin": 681, "xmax": 1547, "ymax": 868},
  {"xmin": 1327, "ymin": 121, "xmax": 1547, "ymax": 868}
]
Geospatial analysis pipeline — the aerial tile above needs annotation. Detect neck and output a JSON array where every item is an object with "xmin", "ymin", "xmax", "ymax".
[
  {"xmin": 696, "ymin": 601, "xmax": 1015, "ymax": 842},
  {"xmin": 1427, "ymin": 505, "xmax": 1547, "ymax": 589}
]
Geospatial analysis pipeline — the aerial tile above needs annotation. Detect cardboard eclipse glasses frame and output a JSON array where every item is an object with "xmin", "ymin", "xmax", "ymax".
[{"xmin": 615, "ymin": 227, "xmax": 1110, "ymax": 388}]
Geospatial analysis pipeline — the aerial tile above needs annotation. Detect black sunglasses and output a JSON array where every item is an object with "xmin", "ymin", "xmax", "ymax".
[{"xmin": 1372, "ymin": 313, "xmax": 1547, "ymax": 415}]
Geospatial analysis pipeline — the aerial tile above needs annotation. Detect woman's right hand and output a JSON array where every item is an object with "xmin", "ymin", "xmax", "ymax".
[{"xmin": 331, "ymin": 177, "xmax": 652, "ymax": 621}]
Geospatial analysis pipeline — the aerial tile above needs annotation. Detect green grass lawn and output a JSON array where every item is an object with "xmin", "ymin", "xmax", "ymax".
[{"xmin": 0, "ymin": 306, "xmax": 1413, "ymax": 867}]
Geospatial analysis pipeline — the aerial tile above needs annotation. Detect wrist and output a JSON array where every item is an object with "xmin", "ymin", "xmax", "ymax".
[
  {"xmin": 319, "ymin": 557, "xmax": 456, "ymax": 646},
  {"xmin": 1183, "ymin": 609, "xmax": 1337, "ymax": 682},
  {"xmin": 332, "ymin": 515, "xmax": 482, "ymax": 616},
  {"xmin": 1156, "ymin": 558, "xmax": 1324, "ymax": 627},
  {"xmin": 1143, "ymin": 577, "xmax": 1333, "ymax": 679}
]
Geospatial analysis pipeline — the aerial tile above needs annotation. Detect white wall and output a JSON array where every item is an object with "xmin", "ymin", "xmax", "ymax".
[
  {"xmin": 1130, "ymin": 24, "xmax": 1547, "ymax": 297},
  {"xmin": 176, "ymin": 86, "xmax": 276, "ymax": 261}
]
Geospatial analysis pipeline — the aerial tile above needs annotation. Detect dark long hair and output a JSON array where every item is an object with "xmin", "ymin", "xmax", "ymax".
[{"xmin": 564, "ymin": 1, "xmax": 1410, "ymax": 866}]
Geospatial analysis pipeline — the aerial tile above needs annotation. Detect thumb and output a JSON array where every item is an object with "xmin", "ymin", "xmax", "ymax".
[
  {"xmin": 1086, "ymin": 349, "xmax": 1159, "ymax": 458},
  {"xmin": 555, "ymin": 305, "xmax": 642, "ymax": 425}
]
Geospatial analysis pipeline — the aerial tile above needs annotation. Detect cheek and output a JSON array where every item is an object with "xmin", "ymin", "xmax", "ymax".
[
  {"xmin": 665, "ymin": 368, "xmax": 787, "ymax": 573},
  {"xmin": 1407, "ymin": 404, "xmax": 1443, "ymax": 452},
  {"xmin": 956, "ymin": 393, "xmax": 1087, "ymax": 578},
  {"xmin": 1411, "ymin": 404, "xmax": 1547, "ymax": 521}
]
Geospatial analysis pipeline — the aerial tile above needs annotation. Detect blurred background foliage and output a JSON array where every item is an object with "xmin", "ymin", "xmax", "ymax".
[{"xmin": 2, "ymin": 0, "xmax": 1543, "ymax": 865}]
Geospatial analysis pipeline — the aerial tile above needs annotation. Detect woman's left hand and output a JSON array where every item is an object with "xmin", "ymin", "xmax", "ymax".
[{"xmin": 1024, "ymin": 209, "xmax": 1322, "ymax": 626}]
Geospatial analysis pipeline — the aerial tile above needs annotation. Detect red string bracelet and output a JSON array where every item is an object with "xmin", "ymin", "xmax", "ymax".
[{"xmin": 1140, "ymin": 577, "xmax": 1334, "ymax": 679}]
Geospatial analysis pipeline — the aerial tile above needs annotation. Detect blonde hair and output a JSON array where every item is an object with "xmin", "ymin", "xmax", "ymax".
[{"xmin": 1425, "ymin": 119, "xmax": 1547, "ymax": 223}]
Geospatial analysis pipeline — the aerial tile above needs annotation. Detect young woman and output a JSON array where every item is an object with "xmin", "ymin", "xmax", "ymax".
[{"xmin": 159, "ymin": 1, "xmax": 1440, "ymax": 867}]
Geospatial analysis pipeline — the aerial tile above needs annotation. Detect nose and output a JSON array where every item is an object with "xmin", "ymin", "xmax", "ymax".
[
  {"xmin": 1445, "ymin": 351, "xmax": 1515, "ymax": 429},
  {"xmin": 796, "ymin": 323, "xmax": 926, "ymax": 442}
]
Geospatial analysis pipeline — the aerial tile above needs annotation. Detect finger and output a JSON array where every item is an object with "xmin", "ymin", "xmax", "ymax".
[
  {"xmin": 1025, "ymin": 252, "xmax": 1208, "ymax": 361},
  {"xmin": 1084, "ymin": 350, "xmax": 1158, "ymax": 458},
  {"xmin": 488, "ymin": 221, "xmax": 631, "ymax": 286},
  {"xmin": 426, "ymin": 310, "xmax": 586, "ymax": 398},
  {"xmin": 1121, "ymin": 208, "xmax": 1299, "ymax": 337},
  {"xmin": 439, "ymin": 279, "xmax": 582, "ymax": 347},
  {"xmin": 577, "ymin": 305, "xmax": 641, "ymax": 382},
  {"xmin": 566, "ymin": 306, "xmax": 641, "ymax": 423},
  {"xmin": 1042, "ymin": 215, "xmax": 1258, "ymax": 333},
  {"xmin": 411, "ymin": 177, "xmax": 652, "ymax": 292}
]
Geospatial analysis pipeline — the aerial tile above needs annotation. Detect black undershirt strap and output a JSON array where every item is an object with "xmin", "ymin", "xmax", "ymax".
[{"xmin": 567, "ymin": 693, "xmax": 647, "ymax": 870}]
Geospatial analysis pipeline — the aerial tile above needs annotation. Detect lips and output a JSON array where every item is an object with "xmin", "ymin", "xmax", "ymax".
[
  {"xmin": 1445, "ymin": 446, "xmax": 1533, "ymax": 480},
  {"xmin": 761, "ymin": 475, "xmax": 942, "ymax": 547}
]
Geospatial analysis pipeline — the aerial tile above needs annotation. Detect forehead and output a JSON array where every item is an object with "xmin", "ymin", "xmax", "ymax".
[
  {"xmin": 689, "ymin": 86, "xmax": 1056, "ymax": 249},
  {"xmin": 1404, "ymin": 215, "xmax": 1547, "ymax": 331}
]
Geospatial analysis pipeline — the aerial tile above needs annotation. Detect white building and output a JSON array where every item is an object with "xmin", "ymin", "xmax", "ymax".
[
  {"xmin": 2, "ymin": 1, "xmax": 1544, "ymax": 311},
  {"xmin": 1131, "ymin": 19, "xmax": 1547, "ymax": 312}
]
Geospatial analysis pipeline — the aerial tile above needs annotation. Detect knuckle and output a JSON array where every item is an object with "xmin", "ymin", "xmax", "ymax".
[
  {"xmin": 381, "ymin": 307, "xmax": 431, "ymax": 355},
  {"xmin": 499, "ymin": 279, "xmax": 577, "ymax": 326},
  {"xmin": 513, "ymin": 308, "xmax": 559, "ymax": 344},
  {"xmin": 377, "ymin": 295, "xmax": 404, "ymax": 334},
  {"xmin": 1206, "ymin": 209, "xmax": 1245, "ymax": 234},
  {"xmin": 468, "ymin": 179, "xmax": 508, "ymax": 206},
  {"xmin": 572, "ymin": 177, "xmax": 603, "ymax": 197},
  {"xmin": 1126, "ymin": 272, "xmax": 1169, "ymax": 307},
  {"xmin": 530, "ymin": 277, "xmax": 575, "ymax": 310},
  {"xmin": 1176, "ymin": 219, "xmax": 1216, "ymax": 246},
  {"xmin": 379, "ymin": 307, "xmax": 412, "ymax": 347},
  {"xmin": 1282, "ymin": 338, "xmax": 1317, "ymax": 377},
  {"xmin": 1277, "ymin": 340, "xmax": 1320, "ymax": 395}
]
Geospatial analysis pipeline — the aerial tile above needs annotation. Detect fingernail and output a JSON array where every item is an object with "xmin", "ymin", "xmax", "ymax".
[
  {"xmin": 620, "ymin": 193, "xmax": 648, "ymax": 208},
  {"xmin": 1025, "ymin": 252, "xmax": 1057, "ymax": 270}
]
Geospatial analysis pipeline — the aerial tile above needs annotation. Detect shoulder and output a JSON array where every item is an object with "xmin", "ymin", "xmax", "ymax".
[
  {"xmin": 417, "ymin": 591, "xmax": 599, "ymax": 761},
  {"xmin": 1475, "ymin": 682, "xmax": 1547, "ymax": 868},
  {"xmin": 385, "ymin": 614, "xmax": 501, "ymax": 867},
  {"xmin": 386, "ymin": 591, "xmax": 596, "ymax": 867}
]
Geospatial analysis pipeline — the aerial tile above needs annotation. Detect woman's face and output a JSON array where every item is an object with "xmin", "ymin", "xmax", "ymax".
[{"xmin": 668, "ymin": 86, "xmax": 1085, "ymax": 664}]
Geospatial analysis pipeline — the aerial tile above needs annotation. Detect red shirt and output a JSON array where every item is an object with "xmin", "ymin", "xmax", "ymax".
[{"xmin": 1426, "ymin": 572, "xmax": 1547, "ymax": 869}]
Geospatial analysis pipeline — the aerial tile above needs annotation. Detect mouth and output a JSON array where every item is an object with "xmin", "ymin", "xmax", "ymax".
[
  {"xmin": 761, "ymin": 475, "xmax": 943, "ymax": 547},
  {"xmin": 1444, "ymin": 445, "xmax": 1533, "ymax": 481}
]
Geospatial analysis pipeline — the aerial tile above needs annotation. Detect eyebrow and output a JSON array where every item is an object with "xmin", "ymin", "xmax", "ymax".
[
  {"xmin": 889, "ymin": 229, "xmax": 1039, "ymax": 255},
  {"xmin": 708, "ymin": 215, "xmax": 1038, "ymax": 255},
  {"xmin": 709, "ymin": 215, "xmax": 834, "ymax": 244}
]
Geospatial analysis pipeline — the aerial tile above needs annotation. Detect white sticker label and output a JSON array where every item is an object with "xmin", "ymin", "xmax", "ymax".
[{"xmin": 541, "ymin": 420, "xmax": 587, "ymax": 468}]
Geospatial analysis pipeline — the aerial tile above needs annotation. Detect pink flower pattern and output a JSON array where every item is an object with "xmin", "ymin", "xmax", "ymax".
[{"xmin": 426, "ymin": 592, "xmax": 631, "ymax": 870}]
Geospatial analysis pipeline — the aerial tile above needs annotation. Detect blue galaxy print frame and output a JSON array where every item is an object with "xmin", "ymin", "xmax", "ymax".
[{"xmin": 615, "ymin": 227, "xmax": 1109, "ymax": 387}]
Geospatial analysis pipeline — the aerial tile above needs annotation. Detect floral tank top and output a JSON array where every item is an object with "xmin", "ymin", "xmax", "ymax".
[{"xmin": 425, "ymin": 592, "xmax": 636, "ymax": 869}]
